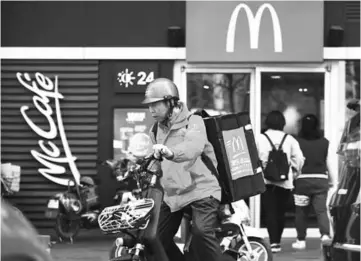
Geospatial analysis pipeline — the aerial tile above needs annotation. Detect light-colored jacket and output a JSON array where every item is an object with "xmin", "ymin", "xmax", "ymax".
[
  {"xmin": 149, "ymin": 103, "xmax": 221, "ymax": 212},
  {"xmin": 258, "ymin": 129, "xmax": 304, "ymax": 189}
]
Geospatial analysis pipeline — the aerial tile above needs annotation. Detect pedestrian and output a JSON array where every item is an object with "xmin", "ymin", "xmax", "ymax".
[
  {"xmin": 292, "ymin": 114, "xmax": 338, "ymax": 249},
  {"xmin": 142, "ymin": 78, "xmax": 224, "ymax": 261},
  {"xmin": 258, "ymin": 110, "xmax": 305, "ymax": 253}
]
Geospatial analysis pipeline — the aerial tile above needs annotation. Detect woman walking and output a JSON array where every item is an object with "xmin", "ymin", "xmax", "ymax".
[
  {"xmin": 259, "ymin": 111, "xmax": 305, "ymax": 253},
  {"xmin": 292, "ymin": 114, "xmax": 338, "ymax": 249}
]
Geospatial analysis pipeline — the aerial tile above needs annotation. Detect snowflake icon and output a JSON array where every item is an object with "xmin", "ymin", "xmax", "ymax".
[{"xmin": 117, "ymin": 69, "xmax": 136, "ymax": 88}]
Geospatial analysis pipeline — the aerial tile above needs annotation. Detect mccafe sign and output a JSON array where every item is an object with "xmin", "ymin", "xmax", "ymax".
[
  {"xmin": 186, "ymin": 1, "xmax": 324, "ymax": 62},
  {"xmin": 17, "ymin": 72, "xmax": 81, "ymax": 186}
]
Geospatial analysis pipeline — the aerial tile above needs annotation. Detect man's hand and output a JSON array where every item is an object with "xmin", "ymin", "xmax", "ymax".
[{"xmin": 153, "ymin": 144, "xmax": 174, "ymax": 159}]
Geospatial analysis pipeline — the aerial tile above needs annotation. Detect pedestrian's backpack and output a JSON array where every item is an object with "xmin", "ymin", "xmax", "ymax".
[
  {"xmin": 151, "ymin": 109, "xmax": 265, "ymax": 203},
  {"xmin": 263, "ymin": 133, "xmax": 290, "ymax": 182}
]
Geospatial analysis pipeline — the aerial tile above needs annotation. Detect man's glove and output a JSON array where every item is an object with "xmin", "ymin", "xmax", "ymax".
[{"xmin": 153, "ymin": 144, "xmax": 174, "ymax": 159}]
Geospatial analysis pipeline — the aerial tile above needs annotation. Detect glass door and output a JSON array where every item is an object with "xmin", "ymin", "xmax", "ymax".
[{"xmin": 255, "ymin": 65, "xmax": 333, "ymax": 232}]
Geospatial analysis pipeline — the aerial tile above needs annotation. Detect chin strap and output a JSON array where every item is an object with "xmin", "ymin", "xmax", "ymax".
[{"xmin": 160, "ymin": 99, "xmax": 179, "ymax": 127}]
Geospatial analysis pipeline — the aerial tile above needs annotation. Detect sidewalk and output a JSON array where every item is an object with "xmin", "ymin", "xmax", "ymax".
[{"xmin": 49, "ymin": 230, "xmax": 323, "ymax": 261}]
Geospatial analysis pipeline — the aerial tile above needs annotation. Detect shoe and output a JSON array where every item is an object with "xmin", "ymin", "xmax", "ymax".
[
  {"xmin": 292, "ymin": 240, "xmax": 306, "ymax": 250},
  {"xmin": 270, "ymin": 243, "xmax": 281, "ymax": 253},
  {"xmin": 321, "ymin": 235, "xmax": 332, "ymax": 242}
]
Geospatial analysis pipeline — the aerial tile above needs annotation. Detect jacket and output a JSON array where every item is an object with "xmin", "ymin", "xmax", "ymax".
[
  {"xmin": 258, "ymin": 129, "xmax": 304, "ymax": 189},
  {"xmin": 149, "ymin": 103, "xmax": 221, "ymax": 212}
]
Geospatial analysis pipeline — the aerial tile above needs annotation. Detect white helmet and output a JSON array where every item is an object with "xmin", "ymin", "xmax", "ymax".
[
  {"xmin": 142, "ymin": 78, "xmax": 179, "ymax": 104},
  {"xmin": 128, "ymin": 133, "xmax": 152, "ymax": 158}
]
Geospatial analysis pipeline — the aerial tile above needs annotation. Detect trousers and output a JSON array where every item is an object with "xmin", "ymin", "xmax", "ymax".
[
  {"xmin": 157, "ymin": 196, "xmax": 223, "ymax": 261},
  {"xmin": 261, "ymin": 184, "xmax": 292, "ymax": 244}
]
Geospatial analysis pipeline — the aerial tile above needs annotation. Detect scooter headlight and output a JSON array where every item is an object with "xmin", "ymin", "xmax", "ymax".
[
  {"xmin": 241, "ymin": 217, "xmax": 251, "ymax": 226},
  {"xmin": 71, "ymin": 200, "xmax": 82, "ymax": 213},
  {"xmin": 61, "ymin": 194, "xmax": 82, "ymax": 214}
]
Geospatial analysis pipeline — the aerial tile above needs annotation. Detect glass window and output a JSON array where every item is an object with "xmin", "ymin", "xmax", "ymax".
[
  {"xmin": 186, "ymin": 73, "xmax": 251, "ymax": 115},
  {"xmin": 345, "ymin": 60, "xmax": 360, "ymax": 121},
  {"xmin": 113, "ymin": 108, "xmax": 154, "ymax": 160},
  {"xmin": 260, "ymin": 72, "xmax": 325, "ymax": 135}
]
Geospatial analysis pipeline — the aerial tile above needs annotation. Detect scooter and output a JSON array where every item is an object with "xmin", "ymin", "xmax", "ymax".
[
  {"xmin": 100, "ymin": 155, "xmax": 272, "ymax": 261},
  {"xmin": 98, "ymin": 155, "xmax": 166, "ymax": 261},
  {"xmin": 44, "ymin": 176, "xmax": 101, "ymax": 242},
  {"xmin": 182, "ymin": 200, "xmax": 273, "ymax": 261},
  {"xmin": 44, "ymin": 160, "xmax": 129, "ymax": 242}
]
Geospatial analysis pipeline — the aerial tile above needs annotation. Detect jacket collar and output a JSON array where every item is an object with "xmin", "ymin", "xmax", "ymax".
[{"xmin": 159, "ymin": 102, "xmax": 191, "ymax": 131}]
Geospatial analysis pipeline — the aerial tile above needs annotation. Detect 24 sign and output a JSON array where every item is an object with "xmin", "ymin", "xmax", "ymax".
[{"xmin": 117, "ymin": 69, "xmax": 154, "ymax": 88}]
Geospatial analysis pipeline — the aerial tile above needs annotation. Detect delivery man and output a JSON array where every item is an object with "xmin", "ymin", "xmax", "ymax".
[{"xmin": 142, "ymin": 78, "xmax": 223, "ymax": 261}]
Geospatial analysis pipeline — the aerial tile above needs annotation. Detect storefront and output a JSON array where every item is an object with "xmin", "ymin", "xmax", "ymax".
[
  {"xmin": 0, "ymin": 1, "xmax": 183, "ymax": 228},
  {"xmin": 178, "ymin": 1, "xmax": 360, "ymax": 234},
  {"xmin": 1, "ymin": 1, "xmax": 360, "ymax": 234}
]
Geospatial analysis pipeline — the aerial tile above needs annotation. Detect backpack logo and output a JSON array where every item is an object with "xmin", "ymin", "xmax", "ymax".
[{"xmin": 226, "ymin": 136, "xmax": 245, "ymax": 153}]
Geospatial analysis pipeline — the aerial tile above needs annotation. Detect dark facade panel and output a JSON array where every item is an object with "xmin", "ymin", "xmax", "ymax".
[
  {"xmin": 1, "ymin": 60, "xmax": 99, "ymax": 228},
  {"xmin": 1, "ymin": 1, "xmax": 186, "ymax": 47},
  {"xmin": 324, "ymin": 1, "xmax": 360, "ymax": 47},
  {"xmin": 1, "ymin": 1, "xmax": 359, "ymax": 48}
]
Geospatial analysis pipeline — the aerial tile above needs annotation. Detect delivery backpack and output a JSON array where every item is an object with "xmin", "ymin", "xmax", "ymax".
[
  {"xmin": 262, "ymin": 133, "xmax": 289, "ymax": 182},
  {"xmin": 151, "ymin": 109, "xmax": 265, "ymax": 203}
]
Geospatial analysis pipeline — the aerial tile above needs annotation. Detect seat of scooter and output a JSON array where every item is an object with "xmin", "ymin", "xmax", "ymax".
[{"xmin": 215, "ymin": 222, "xmax": 240, "ymax": 238}]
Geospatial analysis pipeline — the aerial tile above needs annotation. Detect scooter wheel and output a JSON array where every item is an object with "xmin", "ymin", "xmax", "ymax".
[
  {"xmin": 233, "ymin": 237, "xmax": 273, "ymax": 261},
  {"xmin": 55, "ymin": 213, "xmax": 81, "ymax": 241}
]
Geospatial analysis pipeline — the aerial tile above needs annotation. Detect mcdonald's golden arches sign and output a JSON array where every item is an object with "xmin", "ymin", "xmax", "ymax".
[{"xmin": 186, "ymin": 1, "xmax": 324, "ymax": 62}]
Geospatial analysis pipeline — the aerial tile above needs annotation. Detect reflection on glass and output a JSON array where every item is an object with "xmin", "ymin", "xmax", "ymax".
[
  {"xmin": 345, "ymin": 60, "xmax": 360, "ymax": 121},
  {"xmin": 261, "ymin": 73, "xmax": 325, "ymax": 135},
  {"xmin": 113, "ymin": 108, "xmax": 154, "ymax": 160},
  {"xmin": 187, "ymin": 73, "xmax": 250, "ymax": 115}
]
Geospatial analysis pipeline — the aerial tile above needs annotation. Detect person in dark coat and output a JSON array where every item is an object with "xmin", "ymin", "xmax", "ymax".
[{"xmin": 292, "ymin": 114, "xmax": 338, "ymax": 249}]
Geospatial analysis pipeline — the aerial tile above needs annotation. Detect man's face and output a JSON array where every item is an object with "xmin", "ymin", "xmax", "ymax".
[{"xmin": 148, "ymin": 100, "xmax": 169, "ymax": 122}]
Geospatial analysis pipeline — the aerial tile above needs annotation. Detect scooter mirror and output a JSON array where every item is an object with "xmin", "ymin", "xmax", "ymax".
[{"xmin": 105, "ymin": 160, "xmax": 118, "ymax": 169}]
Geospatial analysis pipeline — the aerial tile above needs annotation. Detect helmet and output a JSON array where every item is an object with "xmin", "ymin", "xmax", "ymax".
[
  {"xmin": 80, "ymin": 176, "xmax": 95, "ymax": 186},
  {"xmin": 128, "ymin": 133, "xmax": 152, "ymax": 158},
  {"xmin": 142, "ymin": 78, "xmax": 179, "ymax": 104}
]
